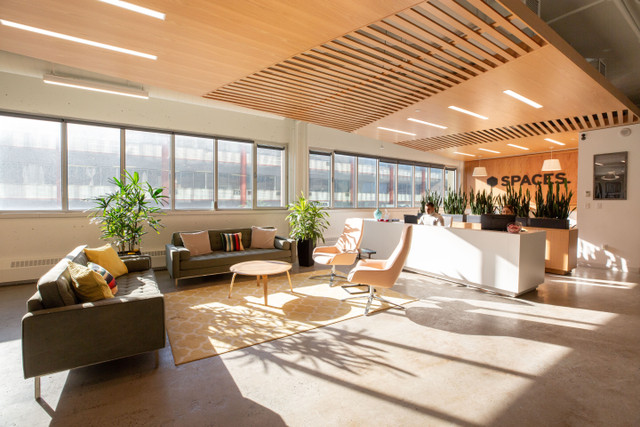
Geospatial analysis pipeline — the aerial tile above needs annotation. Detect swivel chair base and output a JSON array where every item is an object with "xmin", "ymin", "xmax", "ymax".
[
  {"xmin": 310, "ymin": 265, "xmax": 347, "ymax": 286},
  {"xmin": 342, "ymin": 285, "xmax": 406, "ymax": 316}
]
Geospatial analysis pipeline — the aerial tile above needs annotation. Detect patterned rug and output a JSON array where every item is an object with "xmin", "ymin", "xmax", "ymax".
[{"xmin": 164, "ymin": 270, "xmax": 417, "ymax": 365}]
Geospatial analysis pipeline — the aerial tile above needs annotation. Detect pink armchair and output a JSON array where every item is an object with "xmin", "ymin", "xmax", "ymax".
[{"xmin": 311, "ymin": 218, "xmax": 364, "ymax": 285}]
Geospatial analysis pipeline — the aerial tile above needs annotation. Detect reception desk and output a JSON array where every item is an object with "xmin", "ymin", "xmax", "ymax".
[{"xmin": 361, "ymin": 220, "xmax": 546, "ymax": 297}]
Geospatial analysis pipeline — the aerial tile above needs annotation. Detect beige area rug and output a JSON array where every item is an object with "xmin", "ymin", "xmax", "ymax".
[{"xmin": 165, "ymin": 271, "xmax": 417, "ymax": 365}]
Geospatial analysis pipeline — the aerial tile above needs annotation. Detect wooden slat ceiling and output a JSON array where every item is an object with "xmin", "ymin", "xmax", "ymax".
[
  {"xmin": 205, "ymin": 0, "xmax": 548, "ymax": 132},
  {"xmin": 1, "ymin": 0, "xmax": 639, "ymax": 159}
]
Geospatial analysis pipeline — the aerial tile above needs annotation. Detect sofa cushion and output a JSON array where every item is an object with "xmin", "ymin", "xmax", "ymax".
[
  {"xmin": 84, "ymin": 244, "xmax": 128, "ymax": 278},
  {"xmin": 221, "ymin": 232, "xmax": 245, "ymax": 252},
  {"xmin": 179, "ymin": 231, "xmax": 212, "ymax": 256},
  {"xmin": 87, "ymin": 262, "xmax": 118, "ymax": 295},
  {"xmin": 208, "ymin": 228, "xmax": 252, "ymax": 251},
  {"xmin": 180, "ymin": 248, "xmax": 288, "ymax": 270},
  {"xmin": 250, "ymin": 226, "xmax": 277, "ymax": 249},
  {"xmin": 67, "ymin": 261, "xmax": 114, "ymax": 302},
  {"xmin": 36, "ymin": 259, "xmax": 79, "ymax": 309},
  {"xmin": 115, "ymin": 269, "xmax": 161, "ymax": 297}
]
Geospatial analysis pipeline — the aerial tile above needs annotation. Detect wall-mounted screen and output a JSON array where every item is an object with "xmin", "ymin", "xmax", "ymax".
[{"xmin": 594, "ymin": 152, "xmax": 627, "ymax": 200}]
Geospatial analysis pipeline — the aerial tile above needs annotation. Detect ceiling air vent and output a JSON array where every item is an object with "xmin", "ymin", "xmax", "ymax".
[
  {"xmin": 586, "ymin": 58, "xmax": 607, "ymax": 77},
  {"xmin": 522, "ymin": 0, "xmax": 541, "ymax": 16}
]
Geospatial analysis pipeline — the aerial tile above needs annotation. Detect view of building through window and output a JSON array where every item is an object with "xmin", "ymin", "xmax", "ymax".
[
  {"xmin": 175, "ymin": 134, "xmax": 214, "ymax": 210},
  {"xmin": 257, "ymin": 145, "xmax": 285, "ymax": 208},
  {"xmin": 217, "ymin": 140, "xmax": 253, "ymax": 209},
  {"xmin": 308, "ymin": 152, "xmax": 331, "ymax": 207}
]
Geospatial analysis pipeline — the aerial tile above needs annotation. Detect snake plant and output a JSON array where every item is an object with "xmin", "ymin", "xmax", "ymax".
[
  {"xmin": 534, "ymin": 181, "xmax": 575, "ymax": 219},
  {"xmin": 469, "ymin": 188, "xmax": 496, "ymax": 215},
  {"xmin": 443, "ymin": 188, "xmax": 468, "ymax": 215}
]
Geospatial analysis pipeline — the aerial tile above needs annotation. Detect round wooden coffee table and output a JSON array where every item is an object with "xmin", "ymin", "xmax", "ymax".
[{"xmin": 228, "ymin": 260, "xmax": 293, "ymax": 305}]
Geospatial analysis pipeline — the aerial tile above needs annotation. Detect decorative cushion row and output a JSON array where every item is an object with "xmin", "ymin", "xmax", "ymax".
[{"xmin": 180, "ymin": 248, "xmax": 288, "ymax": 270}]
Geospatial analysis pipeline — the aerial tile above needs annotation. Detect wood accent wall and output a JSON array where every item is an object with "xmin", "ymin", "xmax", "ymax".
[{"xmin": 463, "ymin": 150, "xmax": 578, "ymax": 206}]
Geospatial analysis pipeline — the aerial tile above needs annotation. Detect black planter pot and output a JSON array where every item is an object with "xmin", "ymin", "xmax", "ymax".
[
  {"xmin": 528, "ymin": 217, "xmax": 570, "ymax": 229},
  {"xmin": 443, "ymin": 213, "xmax": 467, "ymax": 222},
  {"xmin": 515, "ymin": 216, "xmax": 529, "ymax": 226},
  {"xmin": 297, "ymin": 239, "xmax": 315, "ymax": 267},
  {"xmin": 466, "ymin": 214, "xmax": 481, "ymax": 223}
]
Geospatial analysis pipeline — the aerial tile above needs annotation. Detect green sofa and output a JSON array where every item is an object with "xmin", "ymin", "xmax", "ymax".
[
  {"xmin": 165, "ymin": 227, "xmax": 296, "ymax": 287},
  {"xmin": 22, "ymin": 246, "xmax": 165, "ymax": 399}
]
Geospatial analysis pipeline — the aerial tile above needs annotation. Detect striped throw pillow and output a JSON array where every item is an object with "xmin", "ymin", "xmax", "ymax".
[
  {"xmin": 221, "ymin": 232, "xmax": 245, "ymax": 252},
  {"xmin": 87, "ymin": 262, "xmax": 118, "ymax": 295}
]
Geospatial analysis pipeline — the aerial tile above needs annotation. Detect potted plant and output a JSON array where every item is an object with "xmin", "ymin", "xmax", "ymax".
[
  {"xmin": 88, "ymin": 170, "xmax": 168, "ymax": 254},
  {"xmin": 443, "ymin": 188, "xmax": 468, "ymax": 222},
  {"xmin": 286, "ymin": 192, "xmax": 330, "ymax": 267},
  {"xmin": 530, "ymin": 181, "xmax": 574, "ymax": 229},
  {"xmin": 467, "ymin": 188, "xmax": 495, "ymax": 223},
  {"xmin": 498, "ymin": 182, "xmax": 531, "ymax": 225}
]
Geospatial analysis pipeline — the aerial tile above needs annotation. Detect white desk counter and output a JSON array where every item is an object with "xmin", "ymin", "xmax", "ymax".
[{"xmin": 361, "ymin": 219, "xmax": 546, "ymax": 297}]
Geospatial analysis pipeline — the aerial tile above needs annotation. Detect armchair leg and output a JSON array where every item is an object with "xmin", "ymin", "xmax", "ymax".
[
  {"xmin": 342, "ymin": 286, "xmax": 405, "ymax": 316},
  {"xmin": 174, "ymin": 279, "xmax": 178, "ymax": 288},
  {"xmin": 310, "ymin": 265, "xmax": 348, "ymax": 286},
  {"xmin": 34, "ymin": 376, "xmax": 41, "ymax": 400}
]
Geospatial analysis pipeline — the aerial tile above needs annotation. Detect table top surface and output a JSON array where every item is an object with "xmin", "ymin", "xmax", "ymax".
[{"xmin": 230, "ymin": 260, "xmax": 292, "ymax": 275}]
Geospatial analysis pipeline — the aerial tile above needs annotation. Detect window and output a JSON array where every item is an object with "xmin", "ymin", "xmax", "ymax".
[
  {"xmin": 308, "ymin": 152, "xmax": 331, "ymax": 207},
  {"xmin": 0, "ymin": 115, "xmax": 61, "ymax": 210},
  {"xmin": 67, "ymin": 123, "xmax": 121, "ymax": 210},
  {"xmin": 445, "ymin": 169, "xmax": 456, "ymax": 193},
  {"xmin": 174, "ymin": 134, "xmax": 214, "ymax": 210},
  {"xmin": 414, "ymin": 166, "xmax": 428, "ymax": 204},
  {"xmin": 378, "ymin": 161, "xmax": 396, "ymax": 208},
  {"xmin": 217, "ymin": 140, "xmax": 253, "ymax": 209},
  {"xmin": 357, "ymin": 157, "xmax": 377, "ymax": 208},
  {"xmin": 257, "ymin": 145, "xmax": 285, "ymax": 207},
  {"xmin": 398, "ymin": 164, "xmax": 413, "ymax": 207},
  {"xmin": 430, "ymin": 167, "xmax": 444, "ymax": 196},
  {"xmin": 125, "ymin": 129, "xmax": 171, "ymax": 203},
  {"xmin": 334, "ymin": 154, "xmax": 355, "ymax": 208}
]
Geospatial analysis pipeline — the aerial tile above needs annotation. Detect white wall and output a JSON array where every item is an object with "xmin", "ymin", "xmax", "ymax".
[
  {"xmin": 0, "ymin": 57, "xmax": 462, "ymax": 283},
  {"xmin": 577, "ymin": 124, "xmax": 640, "ymax": 272}
]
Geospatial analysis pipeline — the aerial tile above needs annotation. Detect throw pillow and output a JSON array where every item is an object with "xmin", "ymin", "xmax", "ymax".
[
  {"xmin": 179, "ymin": 231, "xmax": 212, "ymax": 256},
  {"xmin": 87, "ymin": 262, "xmax": 118, "ymax": 295},
  {"xmin": 250, "ymin": 226, "xmax": 277, "ymax": 249},
  {"xmin": 221, "ymin": 232, "xmax": 245, "ymax": 252},
  {"xmin": 67, "ymin": 261, "xmax": 114, "ymax": 302},
  {"xmin": 84, "ymin": 244, "xmax": 128, "ymax": 278}
]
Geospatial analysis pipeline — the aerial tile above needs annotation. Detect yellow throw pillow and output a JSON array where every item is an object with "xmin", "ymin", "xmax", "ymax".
[
  {"xmin": 67, "ymin": 261, "xmax": 114, "ymax": 302},
  {"xmin": 84, "ymin": 244, "xmax": 128, "ymax": 278}
]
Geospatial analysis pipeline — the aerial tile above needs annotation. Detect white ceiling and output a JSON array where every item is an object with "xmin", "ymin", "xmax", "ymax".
[{"xmin": 542, "ymin": 0, "xmax": 640, "ymax": 107}]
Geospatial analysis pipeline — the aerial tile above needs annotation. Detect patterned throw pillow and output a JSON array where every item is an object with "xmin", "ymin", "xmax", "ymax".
[
  {"xmin": 221, "ymin": 232, "xmax": 245, "ymax": 252},
  {"xmin": 67, "ymin": 261, "xmax": 114, "ymax": 302},
  {"xmin": 88, "ymin": 262, "xmax": 118, "ymax": 295}
]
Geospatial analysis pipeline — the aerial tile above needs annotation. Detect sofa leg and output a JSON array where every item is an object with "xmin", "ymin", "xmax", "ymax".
[
  {"xmin": 174, "ymin": 279, "xmax": 178, "ymax": 288},
  {"xmin": 34, "ymin": 376, "xmax": 41, "ymax": 400}
]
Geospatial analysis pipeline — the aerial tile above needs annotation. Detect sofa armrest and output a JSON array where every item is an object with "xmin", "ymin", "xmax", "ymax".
[
  {"xmin": 274, "ymin": 235, "xmax": 290, "ymax": 250},
  {"xmin": 22, "ymin": 294, "xmax": 165, "ymax": 379},
  {"xmin": 165, "ymin": 244, "xmax": 190, "ymax": 279},
  {"xmin": 120, "ymin": 254, "xmax": 152, "ymax": 272}
]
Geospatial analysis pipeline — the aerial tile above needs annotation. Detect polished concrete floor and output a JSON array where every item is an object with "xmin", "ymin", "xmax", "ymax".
[{"xmin": 1, "ymin": 264, "xmax": 639, "ymax": 426}]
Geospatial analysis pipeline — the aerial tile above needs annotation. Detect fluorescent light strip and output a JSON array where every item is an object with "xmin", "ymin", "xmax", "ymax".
[
  {"xmin": 44, "ymin": 74, "xmax": 148, "ymax": 99},
  {"xmin": 453, "ymin": 151, "xmax": 476, "ymax": 157},
  {"xmin": 0, "ymin": 19, "xmax": 157, "ymax": 60},
  {"xmin": 478, "ymin": 148, "xmax": 500, "ymax": 153},
  {"xmin": 503, "ymin": 90, "xmax": 543, "ymax": 109},
  {"xmin": 507, "ymin": 143, "xmax": 529, "ymax": 151},
  {"xmin": 407, "ymin": 118, "xmax": 447, "ymax": 129},
  {"xmin": 544, "ymin": 138, "xmax": 566, "ymax": 146},
  {"xmin": 98, "ymin": 0, "xmax": 165, "ymax": 20},
  {"xmin": 448, "ymin": 106, "xmax": 488, "ymax": 120},
  {"xmin": 377, "ymin": 126, "xmax": 416, "ymax": 136}
]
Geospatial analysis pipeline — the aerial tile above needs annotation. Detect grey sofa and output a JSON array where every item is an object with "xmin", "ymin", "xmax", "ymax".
[
  {"xmin": 22, "ymin": 245, "xmax": 165, "ymax": 399},
  {"xmin": 165, "ymin": 227, "xmax": 296, "ymax": 287}
]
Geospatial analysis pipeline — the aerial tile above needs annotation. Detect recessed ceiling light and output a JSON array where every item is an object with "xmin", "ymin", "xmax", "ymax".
[
  {"xmin": 507, "ymin": 143, "xmax": 529, "ymax": 151},
  {"xmin": 98, "ymin": 0, "xmax": 165, "ymax": 20},
  {"xmin": 453, "ymin": 151, "xmax": 476, "ymax": 157},
  {"xmin": 478, "ymin": 148, "xmax": 500, "ymax": 153},
  {"xmin": 407, "ymin": 118, "xmax": 447, "ymax": 129},
  {"xmin": 544, "ymin": 138, "xmax": 566, "ymax": 146},
  {"xmin": 503, "ymin": 90, "xmax": 543, "ymax": 109},
  {"xmin": 448, "ymin": 106, "xmax": 488, "ymax": 120},
  {"xmin": 377, "ymin": 127, "xmax": 416, "ymax": 136},
  {"xmin": 0, "ymin": 19, "xmax": 157, "ymax": 60}
]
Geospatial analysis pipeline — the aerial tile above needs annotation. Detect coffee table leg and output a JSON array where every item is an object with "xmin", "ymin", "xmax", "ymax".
[
  {"xmin": 228, "ymin": 273, "xmax": 237, "ymax": 298},
  {"xmin": 263, "ymin": 275, "xmax": 268, "ymax": 305},
  {"xmin": 286, "ymin": 271, "xmax": 293, "ymax": 293}
]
